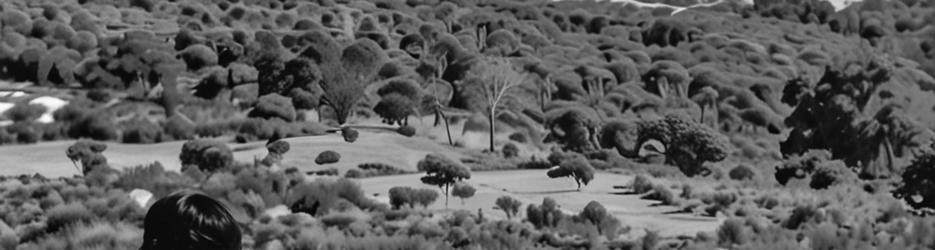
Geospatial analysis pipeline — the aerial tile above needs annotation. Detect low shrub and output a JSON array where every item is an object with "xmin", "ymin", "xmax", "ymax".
[
  {"xmin": 517, "ymin": 159, "xmax": 552, "ymax": 169},
  {"xmin": 309, "ymin": 168, "xmax": 339, "ymax": 176},
  {"xmin": 502, "ymin": 143, "xmax": 519, "ymax": 158},
  {"xmin": 644, "ymin": 184, "xmax": 676, "ymax": 205},
  {"xmin": 315, "ymin": 151, "xmax": 341, "ymax": 165},
  {"xmin": 4, "ymin": 103, "xmax": 46, "ymax": 122},
  {"xmin": 164, "ymin": 115, "xmax": 195, "ymax": 140},
  {"xmin": 179, "ymin": 139, "xmax": 234, "ymax": 173},
  {"xmin": 717, "ymin": 218, "xmax": 748, "ymax": 247},
  {"xmin": 342, "ymin": 127, "xmax": 359, "ymax": 142},
  {"xmin": 631, "ymin": 175, "xmax": 653, "ymax": 194},
  {"xmin": 121, "ymin": 120, "xmax": 164, "ymax": 144},
  {"xmin": 347, "ymin": 163, "xmax": 411, "ymax": 178},
  {"xmin": 397, "ymin": 125, "xmax": 416, "ymax": 137},
  {"xmin": 45, "ymin": 203, "xmax": 94, "ymax": 233},
  {"xmin": 728, "ymin": 165, "xmax": 755, "ymax": 181}
]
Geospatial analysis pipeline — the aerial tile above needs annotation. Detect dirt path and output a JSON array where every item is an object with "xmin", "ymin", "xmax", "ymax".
[{"xmin": 358, "ymin": 170, "xmax": 723, "ymax": 238}]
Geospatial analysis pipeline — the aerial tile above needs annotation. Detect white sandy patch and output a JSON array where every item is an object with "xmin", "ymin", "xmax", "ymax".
[
  {"xmin": 0, "ymin": 102, "xmax": 13, "ymax": 115},
  {"xmin": 28, "ymin": 96, "xmax": 68, "ymax": 124}
]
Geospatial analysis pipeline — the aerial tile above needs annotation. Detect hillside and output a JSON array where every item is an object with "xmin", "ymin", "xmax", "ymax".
[{"xmin": 3, "ymin": 0, "xmax": 935, "ymax": 249}]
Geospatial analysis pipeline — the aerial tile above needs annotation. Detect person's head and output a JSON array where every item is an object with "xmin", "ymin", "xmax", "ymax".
[{"xmin": 141, "ymin": 190, "xmax": 241, "ymax": 250}]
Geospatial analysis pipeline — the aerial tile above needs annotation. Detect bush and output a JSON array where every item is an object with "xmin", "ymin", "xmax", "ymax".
[
  {"xmin": 163, "ymin": 115, "xmax": 195, "ymax": 140},
  {"xmin": 181, "ymin": 44, "xmax": 218, "ymax": 71},
  {"xmin": 645, "ymin": 184, "xmax": 676, "ymax": 205},
  {"xmin": 121, "ymin": 120, "xmax": 164, "ymax": 144},
  {"xmin": 69, "ymin": 114, "xmax": 118, "ymax": 141},
  {"xmin": 717, "ymin": 218, "xmax": 748, "ymax": 247},
  {"xmin": 517, "ymin": 159, "xmax": 552, "ymax": 169},
  {"xmin": 341, "ymin": 127, "xmax": 359, "ymax": 143},
  {"xmin": 728, "ymin": 165, "xmax": 755, "ymax": 181},
  {"xmin": 344, "ymin": 169, "xmax": 363, "ymax": 178},
  {"xmin": 250, "ymin": 94, "xmax": 297, "ymax": 122},
  {"xmin": 631, "ymin": 175, "xmax": 653, "ymax": 194},
  {"xmin": 397, "ymin": 125, "xmax": 416, "ymax": 137},
  {"xmin": 45, "ymin": 203, "xmax": 94, "ymax": 233},
  {"xmin": 315, "ymin": 150, "xmax": 341, "ymax": 164},
  {"xmin": 180, "ymin": 139, "xmax": 233, "ymax": 173},
  {"xmin": 4, "ymin": 103, "xmax": 46, "ymax": 122},
  {"xmin": 501, "ymin": 143, "xmax": 519, "ymax": 158}
]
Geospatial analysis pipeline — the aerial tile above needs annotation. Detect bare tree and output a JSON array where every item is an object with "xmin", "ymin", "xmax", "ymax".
[{"xmin": 470, "ymin": 57, "xmax": 527, "ymax": 152}]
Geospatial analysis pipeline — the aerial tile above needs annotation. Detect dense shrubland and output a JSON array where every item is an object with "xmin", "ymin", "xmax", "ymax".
[{"xmin": 3, "ymin": 0, "xmax": 935, "ymax": 249}]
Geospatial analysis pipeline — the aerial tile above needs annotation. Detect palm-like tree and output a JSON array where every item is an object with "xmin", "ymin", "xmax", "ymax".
[{"xmin": 852, "ymin": 104, "xmax": 930, "ymax": 178}]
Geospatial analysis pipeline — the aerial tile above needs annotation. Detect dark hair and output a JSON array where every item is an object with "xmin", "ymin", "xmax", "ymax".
[{"xmin": 141, "ymin": 190, "xmax": 242, "ymax": 250}]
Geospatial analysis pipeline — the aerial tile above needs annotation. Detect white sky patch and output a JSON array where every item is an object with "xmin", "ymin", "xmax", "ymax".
[{"xmin": 28, "ymin": 96, "xmax": 69, "ymax": 124}]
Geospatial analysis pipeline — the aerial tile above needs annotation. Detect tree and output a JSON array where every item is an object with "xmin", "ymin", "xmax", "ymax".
[
  {"xmin": 466, "ymin": 57, "xmax": 527, "ymax": 152},
  {"xmin": 451, "ymin": 182, "xmax": 476, "ymax": 205},
  {"xmin": 637, "ymin": 114, "xmax": 731, "ymax": 176},
  {"xmin": 690, "ymin": 86, "xmax": 719, "ymax": 126},
  {"xmin": 319, "ymin": 39, "xmax": 387, "ymax": 124},
  {"xmin": 546, "ymin": 155, "xmax": 595, "ymax": 191},
  {"xmin": 781, "ymin": 54, "xmax": 932, "ymax": 179},
  {"xmin": 495, "ymin": 195, "xmax": 522, "ymax": 219},
  {"xmin": 893, "ymin": 150, "xmax": 935, "ymax": 211},
  {"xmin": 418, "ymin": 153, "xmax": 471, "ymax": 207},
  {"xmin": 389, "ymin": 186, "xmax": 414, "ymax": 209},
  {"xmin": 544, "ymin": 104, "xmax": 602, "ymax": 153},
  {"xmin": 373, "ymin": 94, "xmax": 415, "ymax": 126},
  {"xmin": 65, "ymin": 140, "xmax": 108, "ymax": 175}
]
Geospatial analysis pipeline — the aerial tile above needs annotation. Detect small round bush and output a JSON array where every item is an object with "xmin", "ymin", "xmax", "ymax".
[
  {"xmin": 341, "ymin": 127, "xmax": 358, "ymax": 143},
  {"xmin": 396, "ymin": 125, "xmax": 416, "ymax": 137},
  {"xmin": 181, "ymin": 44, "xmax": 218, "ymax": 71},
  {"xmin": 728, "ymin": 165, "xmax": 755, "ymax": 181},
  {"xmin": 502, "ymin": 143, "xmax": 519, "ymax": 158},
  {"xmin": 267, "ymin": 140, "xmax": 290, "ymax": 155},
  {"xmin": 315, "ymin": 150, "xmax": 341, "ymax": 164},
  {"xmin": 345, "ymin": 169, "xmax": 363, "ymax": 178},
  {"xmin": 631, "ymin": 174, "xmax": 653, "ymax": 194},
  {"xmin": 67, "ymin": 31, "xmax": 97, "ymax": 52},
  {"xmin": 4, "ymin": 103, "xmax": 46, "ymax": 122}
]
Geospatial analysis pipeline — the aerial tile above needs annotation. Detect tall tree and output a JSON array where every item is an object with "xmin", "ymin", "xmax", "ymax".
[
  {"xmin": 418, "ymin": 153, "xmax": 471, "ymax": 207},
  {"xmin": 319, "ymin": 38, "xmax": 386, "ymax": 124},
  {"xmin": 468, "ymin": 57, "xmax": 527, "ymax": 152}
]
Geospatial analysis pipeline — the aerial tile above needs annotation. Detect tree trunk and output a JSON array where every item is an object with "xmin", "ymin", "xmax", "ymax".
[
  {"xmin": 489, "ymin": 109, "xmax": 496, "ymax": 153},
  {"xmin": 575, "ymin": 178, "xmax": 581, "ymax": 191},
  {"xmin": 444, "ymin": 184, "xmax": 450, "ymax": 208},
  {"xmin": 699, "ymin": 105, "xmax": 706, "ymax": 125},
  {"xmin": 443, "ymin": 111, "xmax": 453, "ymax": 146},
  {"xmin": 883, "ymin": 137, "xmax": 896, "ymax": 177}
]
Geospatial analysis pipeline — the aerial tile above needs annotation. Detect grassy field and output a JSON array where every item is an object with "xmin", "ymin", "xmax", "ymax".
[
  {"xmin": 0, "ymin": 130, "xmax": 465, "ymax": 177},
  {"xmin": 0, "ymin": 129, "xmax": 719, "ymax": 239}
]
